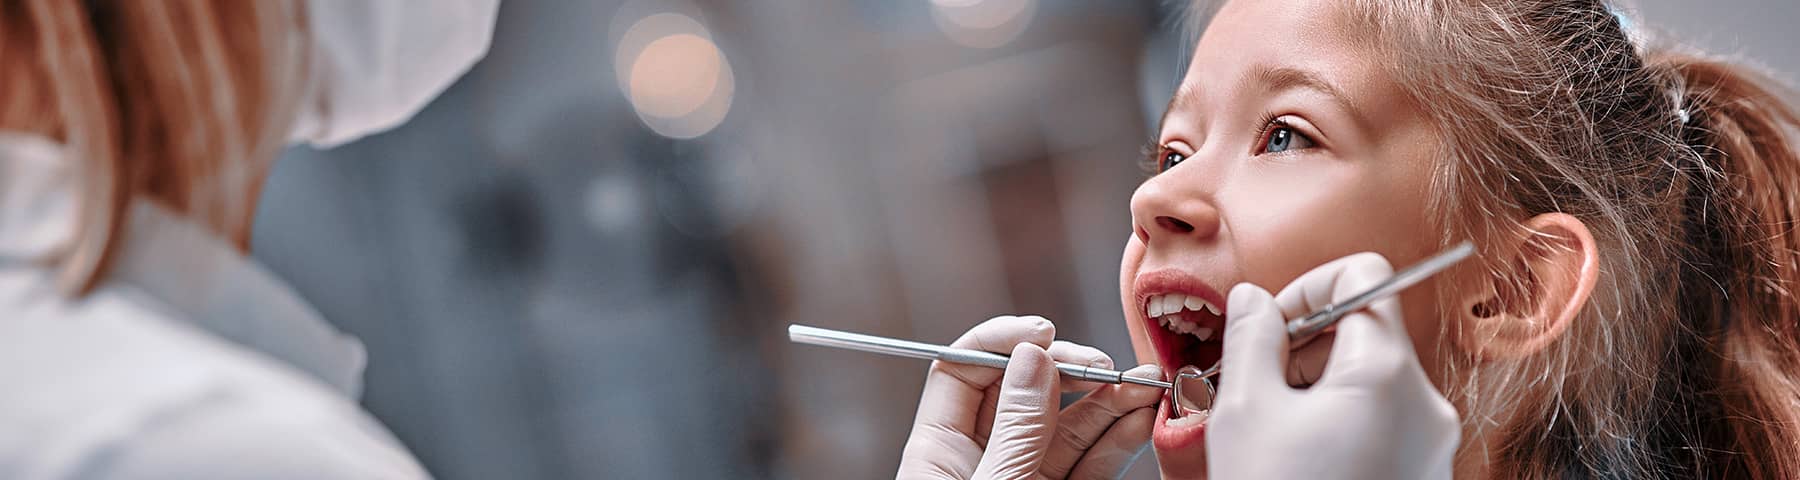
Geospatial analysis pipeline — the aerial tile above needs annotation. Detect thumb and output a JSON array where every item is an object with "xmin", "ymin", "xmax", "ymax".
[
  {"xmin": 1220, "ymin": 283, "xmax": 1290, "ymax": 390},
  {"xmin": 972, "ymin": 343, "xmax": 1058, "ymax": 479}
]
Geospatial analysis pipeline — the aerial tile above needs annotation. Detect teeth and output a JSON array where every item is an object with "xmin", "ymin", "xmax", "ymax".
[
  {"xmin": 1147, "ymin": 292, "xmax": 1228, "ymax": 341},
  {"xmin": 1162, "ymin": 294, "xmax": 1184, "ymax": 318},
  {"xmin": 1164, "ymin": 409, "xmax": 1209, "ymax": 428},
  {"xmin": 1146, "ymin": 293, "xmax": 1222, "ymax": 317},
  {"xmin": 1147, "ymin": 293, "xmax": 1226, "ymax": 328},
  {"xmin": 1155, "ymin": 313, "xmax": 1203, "ymax": 336}
]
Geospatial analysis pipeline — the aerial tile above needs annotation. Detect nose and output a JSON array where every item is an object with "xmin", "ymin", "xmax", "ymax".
[{"xmin": 1130, "ymin": 174, "xmax": 1221, "ymax": 244}]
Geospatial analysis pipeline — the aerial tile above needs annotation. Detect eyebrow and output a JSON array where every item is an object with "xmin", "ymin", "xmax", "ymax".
[{"xmin": 1159, "ymin": 65, "xmax": 1369, "ymax": 133}]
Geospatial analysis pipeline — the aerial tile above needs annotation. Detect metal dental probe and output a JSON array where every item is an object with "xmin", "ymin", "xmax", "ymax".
[
  {"xmin": 787, "ymin": 242, "xmax": 1476, "ymax": 412},
  {"xmin": 787, "ymin": 324, "xmax": 1174, "ymax": 389}
]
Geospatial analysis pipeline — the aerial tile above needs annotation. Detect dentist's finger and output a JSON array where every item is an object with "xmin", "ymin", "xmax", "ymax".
[
  {"xmin": 914, "ymin": 316, "xmax": 1055, "ymax": 426},
  {"xmin": 1219, "ymin": 283, "xmax": 1290, "ymax": 391},
  {"xmin": 903, "ymin": 316, "xmax": 1055, "ymax": 478},
  {"xmin": 972, "ymin": 343, "xmax": 1059, "ymax": 480},
  {"xmin": 1038, "ymin": 364, "xmax": 1163, "ymax": 479},
  {"xmin": 1272, "ymin": 252, "xmax": 1403, "ymax": 349},
  {"xmin": 1268, "ymin": 253, "xmax": 1415, "ymax": 387},
  {"xmin": 975, "ymin": 338, "xmax": 1115, "ymax": 445},
  {"xmin": 1047, "ymin": 340, "xmax": 1116, "ymax": 394},
  {"xmin": 1065, "ymin": 407, "xmax": 1155, "ymax": 480}
]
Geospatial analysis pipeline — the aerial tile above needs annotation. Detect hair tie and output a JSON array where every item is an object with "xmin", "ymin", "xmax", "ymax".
[
  {"xmin": 1605, "ymin": 2, "xmax": 1642, "ymax": 44},
  {"xmin": 1608, "ymin": 5, "xmax": 1634, "ymax": 35}
]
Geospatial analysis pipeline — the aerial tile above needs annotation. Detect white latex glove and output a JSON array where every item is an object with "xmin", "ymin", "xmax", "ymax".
[
  {"xmin": 1205, "ymin": 253, "xmax": 1459, "ymax": 480},
  {"xmin": 899, "ymin": 316, "xmax": 1163, "ymax": 480}
]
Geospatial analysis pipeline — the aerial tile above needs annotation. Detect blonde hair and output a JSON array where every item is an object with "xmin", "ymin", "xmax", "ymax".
[
  {"xmin": 0, "ymin": 0, "xmax": 305, "ymax": 294},
  {"xmin": 1329, "ymin": 0, "xmax": 1800, "ymax": 477}
]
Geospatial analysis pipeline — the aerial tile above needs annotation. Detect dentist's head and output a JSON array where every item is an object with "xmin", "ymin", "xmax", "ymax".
[{"xmin": 0, "ymin": 0, "xmax": 495, "ymax": 294}]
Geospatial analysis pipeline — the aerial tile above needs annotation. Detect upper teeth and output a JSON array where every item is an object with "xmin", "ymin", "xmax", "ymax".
[
  {"xmin": 1147, "ymin": 292, "xmax": 1221, "ymax": 340},
  {"xmin": 1147, "ymin": 292, "xmax": 1221, "ymax": 317}
]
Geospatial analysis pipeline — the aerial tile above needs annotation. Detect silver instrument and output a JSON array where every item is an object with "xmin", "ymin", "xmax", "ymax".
[{"xmin": 788, "ymin": 324, "xmax": 1173, "ymax": 389}]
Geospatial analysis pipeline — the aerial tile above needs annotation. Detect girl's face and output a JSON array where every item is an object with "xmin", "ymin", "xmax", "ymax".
[{"xmin": 1119, "ymin": 0, "xmax": 1449, "ymax": 476}]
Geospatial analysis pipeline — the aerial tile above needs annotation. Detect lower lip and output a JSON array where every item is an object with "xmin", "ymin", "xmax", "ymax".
[
  {"xmin": 1145, "ymin": 321, "xmax": 1221, "ymax": 457},
  {"xmin": 1152, "ymin": 389, "xmax": 1207, "ymax": 451}
]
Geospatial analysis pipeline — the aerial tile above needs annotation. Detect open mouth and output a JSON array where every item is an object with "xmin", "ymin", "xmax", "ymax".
[
  {"xmin": 1133, "ymin": 270, "xmax": 1229, "ymax": 454},
  {"xmin": 1143, "ymin": 290, "xmax": 1227, "ymax": 412}
]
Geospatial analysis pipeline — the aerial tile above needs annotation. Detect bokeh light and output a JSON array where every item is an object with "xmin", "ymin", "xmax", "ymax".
[
  {"xmin": 929, "ymin": 0, "xmax": 1037, "ymax": 49},
  {"xmin": 583, "ymin": 174, "xmax": 644, "ymax": 236},
  {"xmin": 615, "ymin": 12, "xmax": 735, "ymax": 139},
  {"xmin": 629, "ymin": 34, "xmax": 721, "ymax": 118}
]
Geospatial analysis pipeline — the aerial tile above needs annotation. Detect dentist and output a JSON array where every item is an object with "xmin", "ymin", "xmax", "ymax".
[{"xmin": 0, "ymin": 1, "xmax": 496, "ymax": 477}]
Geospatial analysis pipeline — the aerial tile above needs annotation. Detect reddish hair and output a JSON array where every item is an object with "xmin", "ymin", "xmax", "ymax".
[
  {"xmin": 1334, "ymin": 0, "xmax": 1800, "ymax": 477},
  {"xmin": 0, "ymin": 0, "xmax": 305, "ymax": 294}
]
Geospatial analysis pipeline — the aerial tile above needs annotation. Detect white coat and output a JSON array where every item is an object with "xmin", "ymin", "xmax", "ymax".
[
  {"xmin": 0, "ymin": 133, "xmax": 429, "ymax": 479},
  {"xmin": 0, "ymin": 0, "xmax": 496, "ymax": 476}
]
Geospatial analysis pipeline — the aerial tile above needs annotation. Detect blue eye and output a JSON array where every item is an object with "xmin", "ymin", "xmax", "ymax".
[{"xmin": 1258, "ymin": 120, "xmax": 1316, "ymax": 154}]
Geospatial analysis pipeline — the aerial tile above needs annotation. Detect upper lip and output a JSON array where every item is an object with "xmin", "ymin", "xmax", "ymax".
[{"xmin": 1132, "ymin": 269, "xmax": 1228, "ymax": 319}]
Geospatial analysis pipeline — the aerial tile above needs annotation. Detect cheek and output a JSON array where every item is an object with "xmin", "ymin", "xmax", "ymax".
[
  {"xmin": 1219, "ymin": 163, "xmax": 1400, "ymax": 282},
  {"xmin": 1119, "ymin": 235, "xmax": 1157, "ymax": 366},
  {"xmin": 1220, "ymin": 156, "xmax": 1439, "ymax": 285},
  {"xmin": 1400, "ymin": 286, "xmax": 1451, "ymax": 388},
  {"xmin": 1215, "ymin": 159, "xmax": 1444, "ymax": 382}
]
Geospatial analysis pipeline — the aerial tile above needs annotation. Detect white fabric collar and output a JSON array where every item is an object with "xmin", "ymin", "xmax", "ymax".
[{"xmin": 0, "ymin": 132, "xmax": 366, "ymax": 397}]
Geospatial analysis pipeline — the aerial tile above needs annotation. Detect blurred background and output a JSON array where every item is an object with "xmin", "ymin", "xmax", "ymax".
[{"xmin": 249, "ymin": 1, "xmax": 1799, "ymax": 478}]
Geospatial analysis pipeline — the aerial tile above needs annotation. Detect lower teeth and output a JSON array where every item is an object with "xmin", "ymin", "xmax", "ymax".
[
  {"xmin": 1165, "ymin": 408, "xmax": 1209, "ymax": 427},
  {"xmin": 1164, "ymin": 364, "xmax": 1214, "ymax": 427}
]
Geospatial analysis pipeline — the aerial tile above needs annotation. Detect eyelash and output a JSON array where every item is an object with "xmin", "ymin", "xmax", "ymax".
[
  {"xmin": 1252, "ymin": 111, "xmax": 1318, "ymax": 156},
  {"xmin": 1251, "ymin": 111, "xmax": 1283, "ymax": 149},
  {"xmin": 1144, "ymin": 114, "xmax": 1312, "ymax": 175},
  {"xmin": 1138, "ymin": 141, "xmax": 1162, "ymax": 176}
]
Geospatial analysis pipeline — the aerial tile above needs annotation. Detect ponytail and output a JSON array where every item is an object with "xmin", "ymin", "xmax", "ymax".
[{"xmin": 1649, "ymin": 51, "xmax": 1800, "ymax": 479}]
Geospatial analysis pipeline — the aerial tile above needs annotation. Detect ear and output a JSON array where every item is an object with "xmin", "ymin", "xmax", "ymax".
[{"xmin": 1454, "ymin": 213, "xmax": 1599, "ymax": 360}]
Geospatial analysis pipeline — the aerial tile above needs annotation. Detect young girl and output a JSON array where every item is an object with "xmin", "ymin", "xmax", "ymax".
[
  {"xmin": 905, "ymin": 0, "xmax": 1800, "ymax": 478},
  {"xmin": 1127, "ymin": 0, "xmax": 1800, "ymax": 477}
]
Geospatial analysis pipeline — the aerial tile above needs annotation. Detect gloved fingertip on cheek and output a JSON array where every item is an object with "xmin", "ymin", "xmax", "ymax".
[
  {"xmin": 1219, "ymin": 283, "xmax": 1289, "ymax": 382},
  {"xmin": 1226, "ymin": 283, "xmax": 1276, "ymax": 323}
]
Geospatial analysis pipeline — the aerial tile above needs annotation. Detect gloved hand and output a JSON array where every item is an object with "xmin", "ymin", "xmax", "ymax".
[
  {"xmin": 899, "ymin": 316, "xmax": 1163, "ymax": 480},
  {"xmin": 1205, "ymin": 253, "xmax": 1460, "ymax": 480}
]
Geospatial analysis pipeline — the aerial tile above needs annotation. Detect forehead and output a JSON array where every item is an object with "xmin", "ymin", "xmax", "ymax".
[
  {"xmin": 1198, "ymin": 0, "xmax": 1355, "ymax": 71},
  {"xmin": 1166, "ymin": 0, "xmax": 1404, "ymax": 127}
]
